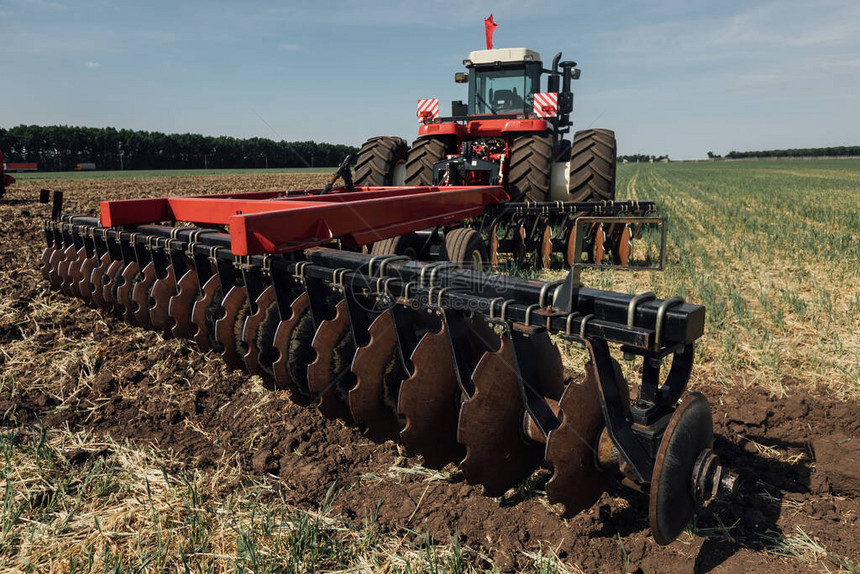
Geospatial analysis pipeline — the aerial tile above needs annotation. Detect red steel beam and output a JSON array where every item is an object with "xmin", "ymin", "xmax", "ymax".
[{"xmin": 100, "ymin": 185, "xmax": 508, "ymax": 255}]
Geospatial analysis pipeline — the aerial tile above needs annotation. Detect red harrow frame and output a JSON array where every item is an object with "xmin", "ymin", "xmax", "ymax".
[{"xmin": 40, "ymin": 183, "xmax": 736, "ymax": 544}]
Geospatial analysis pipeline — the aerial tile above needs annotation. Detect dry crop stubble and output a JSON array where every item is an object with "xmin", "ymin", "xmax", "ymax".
[{"xmin": 1, "ymin": 168, "xmax": 859, "ymax": 572}]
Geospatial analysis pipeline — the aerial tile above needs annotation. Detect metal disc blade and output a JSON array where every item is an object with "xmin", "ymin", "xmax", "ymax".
[
  {"xmin": 192, "ymin": 274, "xmax": 224, "ymax": 353},
  {"xmin": 149, "ymin": 265, "xmax": 177, "ymax": 337},
  {"xmin": 57, "ymin": 245, "xmax": 77, "ymax": 295},
  {"xmin": 67, "ymin": 247, "xmax": 87, "ymax": 299},
  {"xmin": 613, "ymin": 224, "xmax": 632, "ymax": 265},
  {"xmin": 458, "ymin": 335, "xmax": 542, "ymax": 497},
  {"xmin": 307, "ymin": 299, "xmax": 355, "ymax": 421},
  {"xmin": 131, "ymin": 262, "xmax": 156, "ymax": 328},
  {"xmin": 591, "ymin": 223, "xmax": 605, "ymax": 263},
  {"xmin": 349, "ymin": 310, "xmax": 405, "ymax": 443},
  {"xmin": 527, "ymin": 331, "xmax": 565, "ymax": 401},
  {"xmin": 169, "ymin": 269, "xmax": 199, "ymax": 339},
  {"xmin": 489, "ymin": 223, "xmax": 500, "ymax": 268},
  {"xmin": 77, "ymin": 255, "xmax": 98, "ymax": 306},
  {"xmin": 545, "ymin": 363, "xmax": 609, "ymax": 517},
  {"xmin": 398, "ymin": 323, "xmax": 464, "ymax": 469},
  {"xmin": 241, "ymin": 285, "xmax": 279, "ymax": 389},
  {"xmin": 102, "ymin": 259, "xmax": 126, "ymax": 315},
  {"xmin": 88, "ymin": 253, "xmax": 111, "ymax": 310},
  {"xmin": 47, "ymin": 246, "xmax": 65, "ymax": 290},
  {"xmin": 214, "ymin": 284, "xmax": 249, "ymax": 372},
  {"xmin": 650, "ymin": 392, "xmax": 714, "ymax": 545},
  {"xmin": 40, "ymin": 246, "xmax": 55, "ymax": 284},
  {"xmin": 271, "ymin": 293, "xmax": 315, "ymax": 404},
  {"xmin": 116, "ymin": 261, "xmax": 141, "ymax": 326},
  {"xmin": 537, "ymin": 223, "xmax": 552, "ymax": 269},
  {"xmin": 563, "ymin": 219, "xmax": 577, "ymax": 268}
]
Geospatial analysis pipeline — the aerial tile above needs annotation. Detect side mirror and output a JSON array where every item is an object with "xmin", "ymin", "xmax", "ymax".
[{"xmin": 454, "ymin": 72, "xmax": 469, "ymax": 84}]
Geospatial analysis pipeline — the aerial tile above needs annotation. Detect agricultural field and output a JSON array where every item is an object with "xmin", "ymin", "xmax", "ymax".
[{"xmin": 0, "ymin": 161, "xmax": 858, "ymax": 573}]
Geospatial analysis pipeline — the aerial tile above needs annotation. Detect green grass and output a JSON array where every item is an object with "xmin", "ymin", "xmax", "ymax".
[
  {"xmin": 574, "ymin": 158, "xmax": 860, "ymax": 398},
  {"xmin": 12, "ymin": 167, "xmax": 334, "ymax": 181}
]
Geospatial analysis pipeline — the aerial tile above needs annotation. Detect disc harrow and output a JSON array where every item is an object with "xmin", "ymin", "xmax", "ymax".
[{"xmin": 39, "ymin": 186, "xmax": 737, "ymax": 545}]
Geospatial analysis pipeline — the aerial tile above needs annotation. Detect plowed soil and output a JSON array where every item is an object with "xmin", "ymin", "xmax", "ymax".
[{"xmin": 1, "ymin": 175, "xmax": 858, "ymax": 572}]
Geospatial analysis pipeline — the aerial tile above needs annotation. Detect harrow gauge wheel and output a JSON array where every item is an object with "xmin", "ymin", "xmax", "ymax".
[
  {"xmin": 443, "ymin": 228, "xmax": 487, "ymax": 271},
  {"xmin": 370, "ymin": 233, "xmax": 420, "ymax": 259},
  {"xmin": 398, "ymin": 323, "xmax": 464, "ymax": 469}
]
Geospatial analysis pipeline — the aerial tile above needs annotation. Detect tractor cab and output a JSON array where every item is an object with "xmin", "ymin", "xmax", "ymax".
[{"xmin": 462, "ymin": 48, "xmax": 543, "ymax": 116}]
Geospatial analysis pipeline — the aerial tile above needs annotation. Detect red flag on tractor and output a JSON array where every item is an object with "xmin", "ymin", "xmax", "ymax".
[{"xmin": 484, "ymin": 14, "xmax": 498, "ymax": 49}]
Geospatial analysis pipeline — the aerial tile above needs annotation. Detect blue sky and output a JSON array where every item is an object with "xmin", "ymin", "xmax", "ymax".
[{"xmin": 1, "ymin": 0, "xmax": 858, "ymax": 159}]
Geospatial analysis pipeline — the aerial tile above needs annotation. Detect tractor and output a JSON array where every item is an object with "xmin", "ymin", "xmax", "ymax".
[{"xmin": 353, "ymin": 47, "xmax": 622, "ymax": 267}]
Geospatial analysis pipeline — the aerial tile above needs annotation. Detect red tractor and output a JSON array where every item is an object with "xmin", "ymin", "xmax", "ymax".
[
  {"xmin": 0, "ymin": 151, "xmax": 16, "ymax": 200},
  {"xmin": 354, "ymin": 46, "xmax": 621, "ymax": 267}
]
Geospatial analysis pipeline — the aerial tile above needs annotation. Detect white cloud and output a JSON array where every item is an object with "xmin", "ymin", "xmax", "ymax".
[
  {"xmin": 278, "ymin": 43, "xmax": 303, "ymax": 51},
  {"xmin": 84, "ymin": 61, "xmax": 100, "ymax": 68}
]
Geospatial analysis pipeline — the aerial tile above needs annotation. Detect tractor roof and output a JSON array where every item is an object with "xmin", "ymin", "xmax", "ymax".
[{"xmin": 467, "ymin": 48, "xmax": 541, "ymax": 66}]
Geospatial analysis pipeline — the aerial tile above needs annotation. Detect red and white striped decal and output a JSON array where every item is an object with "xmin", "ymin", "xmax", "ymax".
[
  {"xmin": 417, "ymin": 98, "xmax": 439, "ymax": 122},
  {"xmin": 533, "ymin": 92, "xmax": 558, "ymax": 118}
]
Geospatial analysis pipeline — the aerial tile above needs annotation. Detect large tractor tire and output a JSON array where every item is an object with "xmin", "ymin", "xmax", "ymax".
[
  {"xmin": 404, "ymin": 137, "xmax": 448, "ymax": 186},
  {"xmin": 568, "ymin": 128, "xmax": 616, "ymax": 202},
  {"xmin": 353, "ymin": 136, "xmax": 409, "ymax": 186},
  {"xmin": 442, "ymin": 228, "xmax": 487, "ymax": 271},
  {"xmin": 370, "ymin": 233, "xmax": 421, "ymax": 258},
  {"xmin": 508, "ymin": 132, "xmax": 553, "ymax": 202}
]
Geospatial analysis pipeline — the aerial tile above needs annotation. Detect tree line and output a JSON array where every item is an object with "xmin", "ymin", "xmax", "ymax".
[
  {"xmin": 0, "ymin": 125, "xmax": 358, "ymax": 171},
  {"xmin": 617, "ymin": 154, "xmax": 669, "ymax": 163},
  {"xmin": 716, "ymin": 146, "xmax": 860, "ymax": 160}
]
